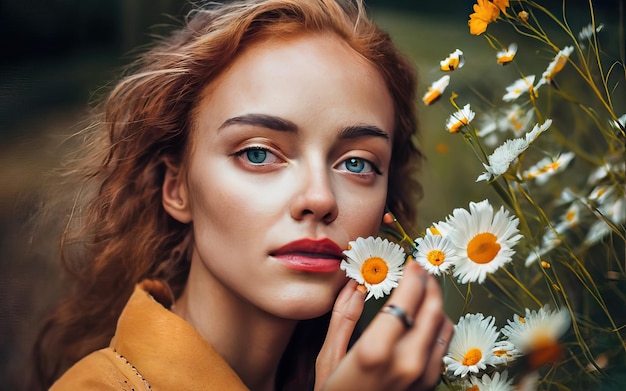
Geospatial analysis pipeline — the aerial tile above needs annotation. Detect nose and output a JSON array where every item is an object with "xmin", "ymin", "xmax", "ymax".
[{"xmin": 290, "ymin": 162, "xmax": 338, "ymax": 224}]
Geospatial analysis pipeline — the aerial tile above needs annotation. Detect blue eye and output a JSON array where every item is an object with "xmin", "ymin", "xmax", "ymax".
[
  {"xmin": 345, "ymin": 157, "xmax": 366, "ymax": 173},
  {"xmin": 246, "ymin": 148, "xmax": 267, "ymax": 164}
]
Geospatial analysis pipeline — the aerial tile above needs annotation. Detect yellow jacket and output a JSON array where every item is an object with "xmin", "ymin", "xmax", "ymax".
[{"xmin": 50, "ymin": 281, "xmax": 249, "ymax": 390}]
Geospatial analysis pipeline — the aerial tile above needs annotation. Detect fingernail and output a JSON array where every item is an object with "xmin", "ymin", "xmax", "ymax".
[{"xmin": 356, "ymin": 284, "xmax": 367, "ymax": 294}]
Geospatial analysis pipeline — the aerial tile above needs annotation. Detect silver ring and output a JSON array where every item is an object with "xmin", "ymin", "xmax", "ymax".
[
  {"xmin": 381, "ymin": 304, "xmax": 414, "ymax": 329},
  {"xmin": 436, "ymin": 338, "xmax": 446, "ymax": 345}
]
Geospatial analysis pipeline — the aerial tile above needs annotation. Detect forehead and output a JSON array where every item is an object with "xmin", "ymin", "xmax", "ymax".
[{"xmin": 192, "ymin": 32, "xmax": 395, "ymax": 138}]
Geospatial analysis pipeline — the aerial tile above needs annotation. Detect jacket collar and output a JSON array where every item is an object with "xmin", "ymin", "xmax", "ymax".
[{"xmin": 111, "ymin": 280, "xmax": 249, "ymax": 390}]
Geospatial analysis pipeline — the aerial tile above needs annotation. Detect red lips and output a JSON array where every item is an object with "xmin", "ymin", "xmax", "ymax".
[{"xmin": 271, "ymin": 238, "xmax": 344, "ymax": 273}]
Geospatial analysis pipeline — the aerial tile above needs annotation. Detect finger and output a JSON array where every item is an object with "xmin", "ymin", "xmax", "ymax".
[
  {"xmin": 412, "ymin": 316, "xmax": 454, "ymax": 389},
  {"xmin": 315, "ymin": 280, "xmax": 365, "ymax": 389},
  {"xmin": 402, "ymin": 273, "xmax": 445, "ymax": 349},
  {"xmin": 387, "ymin": 273, "xmax": 445, "ymax": 390},
  {"xmin": 364, "ymin": 262, "xmax": 427, "ymax": 345}
]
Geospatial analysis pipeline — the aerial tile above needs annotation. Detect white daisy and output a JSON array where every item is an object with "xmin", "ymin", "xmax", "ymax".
[
  {"xmin": 412, "ymin": 232, "xmax": 459, "ymax": 276},
  {"xmin": 587, "ymin": 184, "xmax": 615, "ymax": 203},
  {"xmin": 493, "ymin": 340, "xmax": 520, "ymax": 364},
  {"xmin": 497, "ymin": 43, "xmax": 517, "ymax": 65},
  {"xmin": 523, "ymin": 152, "xmax": 575, "ymax": 185},
  {"xmin": 524, "ymin": 236, "xmax": 559, "ymax": 267},
  {"xmin": 502, "ymin": 75, "xmax": 535, "ymax": 102},
  {"xmin": 445, "ymin": 200, "xmax": 522, "ymax": 284},
  {"xmin": 446, "ymin": 104, "xmax": 476, "ymax": 133},
  {"xmin": 444, "ymin": 313, "xmax": 502, "ymax": 377},
  {"xmin": 423, "ymin": 75, "xmax": 450, "ymax": 105},
  {"xmin": 577, "ymin": 23, "xmax": 604, "ymax": 44},
  {"xmin": 500, "ymin": 105, "xmax": 534, "ymax": 137},
  {"xmin": 440, "ymin": 48, "xmax": 465, "ymax": 71},
  {"xmin": 341, "ymin": 236, "xmax": 406, "ymax": 301},
  {"xmin": 427, "ymin": 219, "xmax": 454, "ymax": 237},
  {"xmin": 468, "ymin": 370, "xmax": 514, "ymax": 391},
  {"xmin": 584, "ymin": 196, "xmax": 626, "ymax": 246},
  {"xmin": 477, "ymin": 119, "xmax": 552, "ymax": 182},
  {"xmin": 535, "ymin": 46, "xmax": 574, "ymax": 90},
  {"xmin": 501, "ymin": 306, "xmax": 570, "ymax": 368}
]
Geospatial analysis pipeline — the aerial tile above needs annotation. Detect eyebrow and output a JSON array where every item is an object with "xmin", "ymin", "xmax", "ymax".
[
  {"xmin": 338, "ymin": 125, "xmax": 389, "ymax": 141},
  {"xmin": 219, "ymin": 113, "xmax": 389, "ymax": 141},
  {"xmin": 219, "ymin": 114, "xmax": 297, "ymax": 132}
]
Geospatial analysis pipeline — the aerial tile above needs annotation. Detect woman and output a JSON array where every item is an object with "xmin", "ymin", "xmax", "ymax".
[{"xmin": 35, "ymin": 0, "xmax": 453, "ymax": 390}]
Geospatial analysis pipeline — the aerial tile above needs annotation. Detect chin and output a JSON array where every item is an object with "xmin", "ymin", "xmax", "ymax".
[{"xmin": 270, "ymin": 284, "xmax": 342, "ymax": 320}]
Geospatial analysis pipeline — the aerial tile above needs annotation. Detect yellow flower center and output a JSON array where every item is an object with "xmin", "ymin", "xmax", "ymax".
[
  {"xmin": 548, "ymin": 56, "xmax": 569, "ymax": 79},
  {"xmin": 441, "ymin": 57, "xmax": 460, "ymax": 71},
  {"xmin": 467, "ymin": 232, "xmax": 501, "ymax": 264},
  {"xmin": 468, "ymin": 386, "xmax": 480, "ymax": 391},
  {"xmin": 462, "ymin": 348, "xmax": 483, "ymax": 366},
  {"xmin": 423, "ymin": 89, "xmax": 442, "ymax": 105},
  {"xmin": 427, "ymin": 250, "xmax": 446, "ymax": 266},
  {"xmin": 449, "ymin": 118, "xmax": 469, "ymax": 133},
  {"xmin": 429, "ymin": 226, "xmax": 442, "ymax": 235},
  {"xmin": 361, "ymin": 257, "xmax": 389, "ymax": 284},
  {"xmin": 527, "ymin": 334, "xmax": 563, "ymax": 370},
  {"xmin": 497, "ymin": 53, "xmax": 515, "ymax": 63},
  {"xmin": 494, "ymin": 349, "xmax": 510, "ymax": 357}
]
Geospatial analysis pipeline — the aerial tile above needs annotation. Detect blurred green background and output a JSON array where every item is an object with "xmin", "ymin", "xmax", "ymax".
[{"xmin": 0, "ymin": 0, "xmax": 618, "ymax": 389}]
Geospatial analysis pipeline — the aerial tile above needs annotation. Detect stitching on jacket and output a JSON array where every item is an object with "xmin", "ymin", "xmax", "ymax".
[{"xmin": 114, "ymin": 350, "xmax": 152, "ymax": 390}]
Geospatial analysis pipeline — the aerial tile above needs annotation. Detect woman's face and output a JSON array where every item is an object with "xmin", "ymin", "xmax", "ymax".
[{"xmin": 172, "ymin": 33, "xmax": 395, "ymax": 319}]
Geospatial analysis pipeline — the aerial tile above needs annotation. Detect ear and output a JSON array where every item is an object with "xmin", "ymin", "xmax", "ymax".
[{"xmin": 162, "ymin": 159, "xmax": 192, "ymax": 223}]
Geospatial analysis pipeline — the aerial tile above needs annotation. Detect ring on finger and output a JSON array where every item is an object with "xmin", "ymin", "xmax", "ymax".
[{"xmin": 381, "ymin": 304, "xmax": 414, "ymax": 329}]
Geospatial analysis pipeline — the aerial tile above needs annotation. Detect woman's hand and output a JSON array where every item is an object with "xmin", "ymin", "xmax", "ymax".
[
  {"xmin": 315, "ymin": 279, "xmax": 366, "ymax": 390},
  {"xmin": 316, "ymin": 262, "xmax": 453, "ymax": 391}
]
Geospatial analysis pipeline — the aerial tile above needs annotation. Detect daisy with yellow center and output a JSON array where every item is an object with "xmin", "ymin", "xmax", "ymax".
[
  {"xmin": 429, "ymin": 219, "xmax": 454, "ymax": 237},
  {"xmin": 492, "ymin": 340, "xmax": 519, "ymax": 363},
  {"xmin": 468, "ymin": 370, "xmax": 514, "ymax": 391},
  {"xmin": 501, "ymin": 105, "xmax": 533, "ymax": 137},
  {"xmin": 502, "ymin": 75, "xmax": 535, "ymax": 102},
  {"xmin": 525, "ymin": 230, "xmax": 560, "ymax": 267},
  {"xmin": 440, "ymin": 49, "xmax": 465, "ymax": 71},
  {"xmin": 559, "ymin": 202, "xmax": 581, "ymax": 229},
  {"xmin": 445, "ymin": 200, "xmax": 522, "ymax": 284},
  {"xmin": 446, "ymin": 104, "xmax": 476, "ymax": 133},
  {"xmin": 535, "ymin": 46, "xmax": 574, "ymax": 90},
  {"xmin": 526, "ymin": 201, "xmax": 583, "ymax": 266},
  {"xmin": 496, "ymin": 43, "xmax": 517, "ymax": 65},
  {"xmin": 413, "ymin": 232, "xmax": 459, "ymax": 276},
  {"xmin": 444, "ymin": 313, "xmax": 502, "ymax": 377},
  {"xmin": 422, "ymin": 75, "xmax": 450, "ymax": 105},
  {"xmin": 587, "ymin": 184, "xmax": 614, "ymax": 203},
  {"xmin": 523, "ymin": 152, "xmax": 575, "ymax": 185},
  {"xmin": 501, "ymin": 306, "xmax": 570, "ymax": 371},
  {"xmin": 341, "ymin": 236, "xmax": 406, "ymax": 301}
]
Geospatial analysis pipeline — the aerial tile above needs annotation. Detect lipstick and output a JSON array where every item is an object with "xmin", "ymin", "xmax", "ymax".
[{"xmin": 271, "ymin": 238, "xmax": 344, "ymax": 273}]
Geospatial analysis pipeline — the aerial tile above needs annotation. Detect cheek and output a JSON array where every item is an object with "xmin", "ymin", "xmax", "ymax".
[
  {"xmin": 187, "ymin": 163, "xmax": 289, "ymax": 236},
  {"xmin": 337, "ymin": 183, "xmax": 387, "ymax": 238}
]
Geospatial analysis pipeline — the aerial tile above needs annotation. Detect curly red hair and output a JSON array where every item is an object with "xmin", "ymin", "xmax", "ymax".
[{"xmin": 34, "ymin": 1, "xmax": 422, "ymax": 389}]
